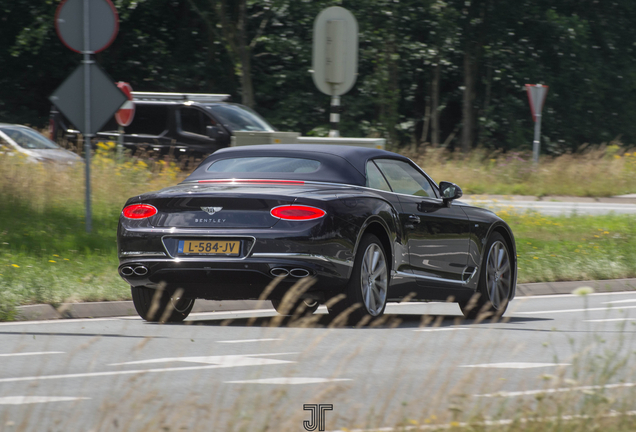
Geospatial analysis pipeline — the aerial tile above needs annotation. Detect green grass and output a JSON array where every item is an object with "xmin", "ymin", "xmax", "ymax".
[
  {"xmin": 0, "ymin": 142, "xmax": 184, "ymax": 314},
  {"xmin": 505, "ymin": 212, "xmax": 636, "ymax": 283}
]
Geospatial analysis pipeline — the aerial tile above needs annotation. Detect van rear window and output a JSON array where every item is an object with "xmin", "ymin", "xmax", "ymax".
[{"xmin": 207, "ymin": 157, "xmax": 321, "ymax": 173}]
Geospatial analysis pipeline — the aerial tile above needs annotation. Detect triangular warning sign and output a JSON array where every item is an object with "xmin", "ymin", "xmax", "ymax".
[{"xmin": 525, "ymin": 84, "xmax": 549, "ymax": 122}]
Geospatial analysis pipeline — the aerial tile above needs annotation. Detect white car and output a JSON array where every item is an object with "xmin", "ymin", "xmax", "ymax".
[{"xmin": 0, "ymin": 123, "xmax": 82, "ymax": 164}]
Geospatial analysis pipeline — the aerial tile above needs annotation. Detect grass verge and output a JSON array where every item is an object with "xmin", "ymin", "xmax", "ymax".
[
  {"xmin": 407, "ymin": 142, "xmax": 636, "ymax": 197},
  {"xmin": 1, "ymin": 141, "xmax": 636, "ymax": 317}
]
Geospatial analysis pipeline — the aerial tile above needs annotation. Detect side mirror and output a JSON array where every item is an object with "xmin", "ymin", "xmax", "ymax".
[
  {"xmin": 439, "ymin": 181, "xmax": 463, "ymax": 205},
  {"xmin": 206, "ymin": 125, "xmax": 221, "ymax": 139}
]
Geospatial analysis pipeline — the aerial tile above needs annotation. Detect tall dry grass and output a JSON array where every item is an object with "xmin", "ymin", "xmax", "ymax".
[{"xmin": 404, "ymin": 143, "xmax": 636, "ymax": 197}]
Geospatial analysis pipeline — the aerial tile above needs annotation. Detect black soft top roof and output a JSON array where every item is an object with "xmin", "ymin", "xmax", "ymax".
[{"xmin": 184, "ymin": 144, "xmax": 410, "ymax": 186}]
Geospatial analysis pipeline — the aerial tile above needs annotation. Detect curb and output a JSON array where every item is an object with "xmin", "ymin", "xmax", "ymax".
[
  {"xmin": 15, "ymin": 300, "xmax": 273, "ymax": 321},
  {"xmin": 14, "ymin": 279, "xmax": 636, "ymax": 321},
  {"xmin": 516, "ymin": 278, "xmax": 636, "ymax": 296}
]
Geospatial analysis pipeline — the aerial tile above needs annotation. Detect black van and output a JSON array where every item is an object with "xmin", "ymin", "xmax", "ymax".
[{"xmin": 49, "ymin": 92, "xmax": 276, "ymax": 158}]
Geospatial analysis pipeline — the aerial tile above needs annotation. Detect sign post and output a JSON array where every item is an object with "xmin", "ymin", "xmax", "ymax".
[
  {"xmin": 312, "ymin": 7, "xmax": 358, "ymax": 137},
  {"xmin": 50, "ymin": 0, "xmax": 124, "ymax": 232},
  {"xmin": 115, "ymin": 82, "xmax": 135, "ymax": 159},
  {"xmin": 525, "ymin": 84, "xmax": 549, "ymax": 164}
]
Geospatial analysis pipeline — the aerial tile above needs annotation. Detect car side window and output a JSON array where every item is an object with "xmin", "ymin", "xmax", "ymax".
[
  {"xmin": 374, "ymin": 159, "xmax": 436, "ymax": 198},
  {"xmin": 125, "ymin": 105, "xmax": 168, "ymax": 135},
  {"xmin": 180, "ymin": 108, "xmax": 206, "ymax": 135},
  {"xmin": 366, "ymin": 161, "xmax": 392, "ymax": 192}
]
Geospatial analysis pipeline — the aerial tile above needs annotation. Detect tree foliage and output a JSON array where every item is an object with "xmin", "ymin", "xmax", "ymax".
[{"xmin": 1, "ymin": 0, "xmax": 635, "ymax": 152}]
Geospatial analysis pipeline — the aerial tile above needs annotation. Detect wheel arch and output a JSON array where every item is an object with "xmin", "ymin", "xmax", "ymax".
[{"xmin": 356, "ymin": 218, "xmax": 394, "ymax": 276}]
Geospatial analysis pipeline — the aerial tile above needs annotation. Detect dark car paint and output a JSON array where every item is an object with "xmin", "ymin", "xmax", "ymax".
[{"xmin": 117, "ymin": 145, "xmax": 517, "ymax": 305}]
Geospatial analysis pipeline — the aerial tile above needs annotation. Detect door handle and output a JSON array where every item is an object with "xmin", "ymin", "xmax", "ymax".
[{"xmin": 408, "ymin": 215, "xmax": 421, "ymax": 224}]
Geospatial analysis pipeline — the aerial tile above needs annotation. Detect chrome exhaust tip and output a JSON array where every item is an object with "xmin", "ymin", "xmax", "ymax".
[
  {"xmin": 270, "ymin": 268, "xmax": 289, "ymax": 277},
  {"xmin": 120, "ymin": 266, "xmax": 134, "ymax": 277},
  {"xmin": 133, "ymin": 266, "xmax": 148, "ymax": 276},
  {"xmin": 290, "ymin": 268, "xmax": 310, "ymax": 278}
]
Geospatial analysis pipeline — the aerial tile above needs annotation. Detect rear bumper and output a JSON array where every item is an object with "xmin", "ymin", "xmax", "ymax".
[
  {"xmin": 117, "ymin": 223, "xmax": 356, "ymax": 300},
  {"xmin": 117, "ymin": 255, "xmax": 352, "ymax": 300}
]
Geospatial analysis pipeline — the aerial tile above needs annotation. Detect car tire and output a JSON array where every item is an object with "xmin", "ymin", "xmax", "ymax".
[
  {"xmin": 271, "ymin": 298, "xmax": 319, "ymax": 316},
  {"xmin": 131, "ymin": 286, "xmax": 195, "ymax": 323},
  {"xmin": 328, "ymin": 233, "xmax": 389, "ymax": 324},
  {"xmin": 459, "ymin": 232, "xmax": 513, "ymax": 320}
]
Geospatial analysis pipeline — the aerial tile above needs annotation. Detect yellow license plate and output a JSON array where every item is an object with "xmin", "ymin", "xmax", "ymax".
[{"xmin": 178, "ymin": 240, "xmax": 240, "ymax": 256}]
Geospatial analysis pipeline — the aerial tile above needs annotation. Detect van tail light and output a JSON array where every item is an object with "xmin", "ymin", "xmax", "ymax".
[
  {"xmin": 270, "ymin": 205, "xmax": 326, "ymax": 221},
  {"xmin": 122, "ymin": 204, "xmax": 158, "ymax": 219},
  {"xmin": 48, "ymin": 118, "xmax": 55, "ymax": 140}
]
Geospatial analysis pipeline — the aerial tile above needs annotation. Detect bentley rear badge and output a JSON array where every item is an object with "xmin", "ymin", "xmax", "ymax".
[{"xmin": 201, "ymin": 206, "xmax": 223, "ymax": 215}]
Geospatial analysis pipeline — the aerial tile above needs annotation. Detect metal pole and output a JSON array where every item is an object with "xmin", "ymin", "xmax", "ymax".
[
  {"xmin": 328, "ymin": 94, "xmax": 340, "ymax": 137},
  {"xmin": 532, "ymin": 113, "xmax": 542, "ymax": 164},
  {"xmin": 117, "ymin": 125, "xmax": 124, "ymax": 160},
  {"xmin": 83, "ymin": 0, "xmax": 93, "ymax": 233}
]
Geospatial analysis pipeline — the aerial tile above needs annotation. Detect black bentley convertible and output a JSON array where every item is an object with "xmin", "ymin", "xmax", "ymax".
[{"xmin": 117, "ymin": 145, "xmax": 517, "ymax": 323}]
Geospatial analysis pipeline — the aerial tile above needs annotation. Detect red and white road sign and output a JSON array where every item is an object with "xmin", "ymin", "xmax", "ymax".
[
  {"xmin": 115, "ymin": 82, "xmax": 135, "ymax": 127},
  {"xmin": 525, "ymin": 84, "xmax": 549, "ymax": 122}
]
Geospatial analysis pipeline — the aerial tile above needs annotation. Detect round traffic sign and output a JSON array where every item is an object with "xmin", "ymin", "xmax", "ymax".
[
  {"xmin": 115, "ymin": 82, "xmax": 135, "ymax": 127},
  {"xmin": 55, "ymin": 0, "xmax": 119, "ymax": 53}
]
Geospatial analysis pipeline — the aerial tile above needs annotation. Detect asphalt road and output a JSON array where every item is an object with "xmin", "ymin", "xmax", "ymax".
[
  {"xmin": 460, "ymin": 196, "xmax": 636, "ymax": 216},
  {"xmin": 1, "ymin": 291, "xmax": 636, "ymax": 431}
]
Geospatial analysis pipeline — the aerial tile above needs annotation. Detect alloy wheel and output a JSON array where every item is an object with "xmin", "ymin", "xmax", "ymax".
[
  {"xmin": 359, "ymin": 243, "xmax": 388, "ymax": 316},
  {"xmin": 485, "ymin": 240, "xmax": 511, "ymax": 310}
]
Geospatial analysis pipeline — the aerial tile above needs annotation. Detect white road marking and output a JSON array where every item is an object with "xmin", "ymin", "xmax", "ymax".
[
  {"xmin": 217, "ymin": 338, "xmax": 283, "ymax": 344},
  {"xmin": 109, "ymin": 353, "xmax": 297, "ymax": 367},
  {"xmin": 226, "ymin": 377, "xmax": 351, "ymax": 385},
  {"xmin": 461, "ymin": 362, "xmax": 570, "ymax": 369},
  {"xmin": 603, "ymin": 299, "xmax": 636, "ymax": 304},
  {"xmin": 585, "ymin": 318, "xmax": 635, "ymax": 322},
  {"xmin": 0, "ymin": 396, "xmax": 89, "ymax": 405},
  {"xmin": 187, "ymin": 310, "xmax": 275, "ymax": 319},
  {"xmin": 325, "ymin": 411, "xmax": 636, "ymax": 431},
  {"xmin": 0, "ymin": 351, "xmax": 64, "ymax": 357},
  {"xmin": 514, "ymin": 291, "xmax": 636, "ymax": 300},
  {"xmin": 0, "ymin": 317, "xmax": 125, "ymax": 326},
  {"xmin": 0, "ymin": 353, "xmax": 298, "ymax": 384},
  {"xmin": 476, "ymin": 382, "xmax": 636, "ymax": 398},
  {"xmin": 413, "ymin": 327, "xmax": 471, "ymax": 332},
  {"xmin": 518, "ymin": 305, "xmax": 636, "ymax": 315}
]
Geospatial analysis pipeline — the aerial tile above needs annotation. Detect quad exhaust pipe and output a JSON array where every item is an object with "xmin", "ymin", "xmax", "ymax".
[
  {"xmin": 270, "ymin": 268, "xmax": 311, "ymax": 278},
  {"xmin": 120, "ymin": 265, "xmax": 148, "ymax": 277}
]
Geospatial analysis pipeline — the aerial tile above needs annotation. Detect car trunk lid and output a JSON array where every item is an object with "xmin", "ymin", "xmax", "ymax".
[{"xmin": 142, "ymin": 182, "xmax": 337, "ymax": 228}]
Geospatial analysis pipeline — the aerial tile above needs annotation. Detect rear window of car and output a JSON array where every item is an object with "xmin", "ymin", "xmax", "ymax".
[{"xmin": 207, "ymin": 157, "xmax": 321, "ymax": 173}]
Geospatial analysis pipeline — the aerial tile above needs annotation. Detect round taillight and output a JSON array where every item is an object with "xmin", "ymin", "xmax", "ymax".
[
  {"xmin": 122, "ymin": 204, "xmax": 158, "ymax": 219},
  {"xmin": 270, "ymin": 205, "xmax": 326, "ymax": 221}
]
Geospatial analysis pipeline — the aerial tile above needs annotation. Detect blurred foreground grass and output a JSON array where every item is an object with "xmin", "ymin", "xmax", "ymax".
[{"xmin": 1, "ymin": 141, "xmax": 636, "ymax": 317}]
